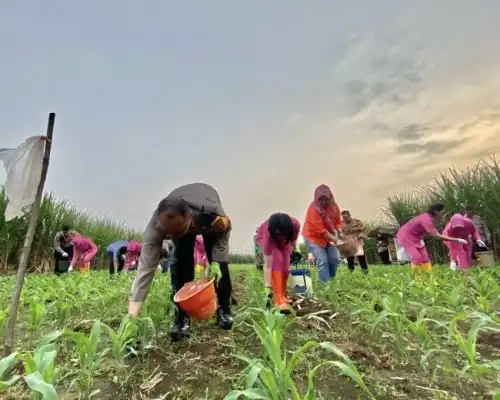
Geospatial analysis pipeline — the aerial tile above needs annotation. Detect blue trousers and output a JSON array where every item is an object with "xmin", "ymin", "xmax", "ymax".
[{"xmin": 304, "ymin": 239, "xmax": 340, "ymax": 282}]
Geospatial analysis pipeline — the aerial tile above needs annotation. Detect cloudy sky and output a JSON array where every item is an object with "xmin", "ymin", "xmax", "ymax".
[{"xmin": 1, "ymin": 1, "xmax": 500, "ymax": 251}]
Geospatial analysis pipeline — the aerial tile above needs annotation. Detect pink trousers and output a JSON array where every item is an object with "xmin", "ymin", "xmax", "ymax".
[
  {"xmin": 444, "ymin": 241, "xmax": 473, "ymax": 269},
  {"xmin": 399, "ymin": 240, "xmax": 430, "ymax": 265}
]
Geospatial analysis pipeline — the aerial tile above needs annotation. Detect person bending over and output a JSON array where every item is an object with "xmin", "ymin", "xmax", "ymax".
[{"xmin": 128, "ymin": 183, "xmax": 233, "ymax": 342}]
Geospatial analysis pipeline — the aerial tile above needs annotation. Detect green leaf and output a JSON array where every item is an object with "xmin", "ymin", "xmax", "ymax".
[
  {"xmin": 223, "ymin": 389, "xmax": 268, "ymax": 399},
  {"xmin": 0, "ymin": 352, "xmax": 18, "ymax": 377},
  {"xmin": 24, "ymin": 371, "xmax": 57, "ymax": 400}
]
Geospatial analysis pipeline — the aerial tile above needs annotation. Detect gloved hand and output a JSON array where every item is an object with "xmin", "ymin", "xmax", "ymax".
[
  {"xmin": 457, "ymin": 238, "xmax": 467, "ymax": 244},
  {"xmin": 68, "ymin": 265, "xmax": 73, "ymax": 272},
  {"xmin": 476, "ymin": 239, "xmax": 487, "ymax": 248},
  {"xmin": 211, "ymin": 216, "xmax": 231, "ymax": 232},
  {"xmin": 450, "ymin": 260, "xmax": 457, "ymax": 271},
  {"xmin": 61, "ymin": 252, "xmax": 68, "ymax": 258},
  {"xmin": 131, "ymin": 261, "xmax": 137, "ymax": 267},
  {"xmin": 205, "ymin": 262, "xmax": 222, "ymax": 282}
]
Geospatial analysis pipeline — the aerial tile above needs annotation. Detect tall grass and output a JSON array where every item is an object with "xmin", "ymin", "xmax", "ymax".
[
  {"xmin": 0, "ymin": 188, "xmax": 141, "ymax": 271},
  {"xmin": 381, "ymin": 156, "xmax": 500, "ymax": 263}
]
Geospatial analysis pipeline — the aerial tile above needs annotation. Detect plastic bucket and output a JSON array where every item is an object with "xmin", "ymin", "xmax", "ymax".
[
  {"xmin": 291, "ymin": 269, "xmax": 313, "ymax": 295},
  {"xmin": 336, "ymin": 238, "xmax": 358, "ymax": 258},
  {"xmin": 57, "ymin": 260, "xmax": 70, "ymax": 273},
  {"xmin": 475, "ymin": 251, "xmax": 495, "ymax": 268},
  {"xmin": 174, "ymin": 278, "xmax": 217, "ymax": 321}
]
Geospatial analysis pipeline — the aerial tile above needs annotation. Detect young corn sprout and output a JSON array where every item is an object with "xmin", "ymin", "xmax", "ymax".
[{"xmin": 224, "ymin": 308, "xmax": 375, "ymax": 400}]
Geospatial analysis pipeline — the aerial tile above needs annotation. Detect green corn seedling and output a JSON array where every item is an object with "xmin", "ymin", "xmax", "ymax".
[
  {"xmin": 65, "ymin": 320, "xmax": 103, "ymax": 400},
  {"xmin": 28, "ymin": 299, "xmax": 46, "ymax": 339},
  {"xmin": 0, "ymin": 352, "xmax": 20, "ymax": 392},
  {"xmin": 102, "ymin": 317, "xmax": 138, "ymax": 362},
  {"xmin": 449, "ymin": 317, "xmax": 492, "ymax": 379},
  {"xmin": 21, "ymin": 331, "xmax": 62, "ymax": 400},
  {"xmin": 225, "ymin": 308, "xmax": 374, "ymax": 400}
]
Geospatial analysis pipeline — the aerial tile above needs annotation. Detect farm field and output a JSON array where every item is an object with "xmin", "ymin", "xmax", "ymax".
[{"xmin": 0, "ymin": 264, "xmax": 498, "ymax": 399}]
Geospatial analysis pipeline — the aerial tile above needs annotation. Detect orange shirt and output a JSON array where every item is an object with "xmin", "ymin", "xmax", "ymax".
[{"xmin": 302, "ymin": 202, "xmax": 343, "ymax": 247}]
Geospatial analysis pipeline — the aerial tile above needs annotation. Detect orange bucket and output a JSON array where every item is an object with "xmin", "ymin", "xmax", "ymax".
[{"xmin": 173, "ymin": 278, "xmax": 217, "ymax": 321}]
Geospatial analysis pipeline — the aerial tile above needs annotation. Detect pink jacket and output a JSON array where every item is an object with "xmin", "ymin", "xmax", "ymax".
[
  {"xmin": 71, "ymin": 235, "xmax": 98, "ymax": 265},
  {"xmin": 255, "ymin": 217, "xmax": 300, "ymax": 256},
  {"xmin": 443, "ymin": 214, "xmax": 480, "ymax": 243},
  {"xmin": 126, "ymin": 240, "xmax": 142, "ymax": 268},
  {"xmin": 396, "ymin": 213, "xmax": 438, "ymax": 247},
  {"xmin": 194, "ymin": 235, "xmax": 208, "ymax": 267}
]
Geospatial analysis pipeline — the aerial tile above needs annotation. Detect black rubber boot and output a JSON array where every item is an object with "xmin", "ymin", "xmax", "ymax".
[
  {"xmin": 216, "ymin": 307, "xmax": 233, "ymax": 330},
  {"xmin": 170, "ymin": 314, "xmax": 190, "ymax": 342}
]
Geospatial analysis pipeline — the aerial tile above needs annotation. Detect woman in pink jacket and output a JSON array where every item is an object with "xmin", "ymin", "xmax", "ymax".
[
  {"xmin": 69, "ymin": 235, "xmax": 98, "ymax": 274},
  {"xmin": 255, "ymin": 212, "xmax": 300, "ymax": 313},
  {"xmin": 396, "ymin": 203, "xmax": 466, "ymax": 274},
  {"xmin": 443, "ymin": 213, "xmax": 486, "ymax": 273},
  {"xmin": 125, "ymin": 240, "xmax": 142, "ymax": 271}
]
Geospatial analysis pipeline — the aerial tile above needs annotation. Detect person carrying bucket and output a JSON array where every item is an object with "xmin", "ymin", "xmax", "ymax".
[
  {"xmin": 107, "ymin": 240, "xmax": 128, "ymax": 274},
  {"xmin": 396, "ymin": 203, "xmax": 467, "ymax": 277},
  {"xmin": 443, "ymin": 213, "xmax": 485, "ymax": 274},
  {"xmin": 194, "ymin": 235, "xmax": 209, "ymax": 275},
  {"xmin": 340, "ymin": 210, "xmax": 369, "ymax": 274},
  {"xmin": 255, "ymin": 213, "xmax": 300, "ymax": 313},
  {"xmin": 125, "ymin": 240, "xmax": 142, "ymax": 271},
  {"xmin": 53, "ymin": 225, "xmax": 76, "ymax": 274},
  {"xmin": 463, "ymin": 205, "xmax": 491, "ymax": 261},
  {"xmin": 69, "ymin": 234, "xmax": 98, "ymax": 274},
  {"xmin": 302, "ymin": 184, "xmax": 343, "ymax": 282},
  {"xmin": 128, "ymin": 182, "xmax": 233, "ymax": 342}
]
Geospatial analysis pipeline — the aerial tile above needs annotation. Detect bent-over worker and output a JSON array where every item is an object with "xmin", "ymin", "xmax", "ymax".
[{"xmin": 128, "ymin": 183, "xmax": 233, "ymax": 342}]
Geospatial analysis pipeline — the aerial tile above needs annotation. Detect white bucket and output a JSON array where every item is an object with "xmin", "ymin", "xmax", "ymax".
[{"xmin": 291, "ymin": 269, "xmax": 313, "ymax": 296}]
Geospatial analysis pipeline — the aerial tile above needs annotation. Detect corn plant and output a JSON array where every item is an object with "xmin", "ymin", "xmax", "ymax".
[
  {"xmin": 0, "ymin": 352, "xmax": 20, "ymax": 392},
  {"xmin": 102, "ymin": 317, "xmax": 139, "ymax": 363},
  {"xmin": 65, "ymin": 320, "xmax": 103, "ymax": 400},
  {"xmin": 224, "ymin": 308, "xmax": 374, "ymax": 400},
  {"xmin": 28, "ymin": 299, "xmax": 46, "ymax": 339},
  {"xmin": 20, "ymin": 330, "xmax": 62, "ymax": 400},
  {"xmin": 449, "ymin": 317, "xmax": 493, "ymax": 379}
]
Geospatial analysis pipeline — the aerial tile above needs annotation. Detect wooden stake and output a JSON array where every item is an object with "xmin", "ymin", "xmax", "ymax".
[{"xmin": 3, "ymin": 113, "xmax": 56, "ymax": 356}]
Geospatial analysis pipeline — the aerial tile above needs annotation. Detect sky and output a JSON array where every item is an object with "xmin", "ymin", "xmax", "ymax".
[{"xmin": 1, "ymin": 1, "xmax": 500, "ymax": 252}]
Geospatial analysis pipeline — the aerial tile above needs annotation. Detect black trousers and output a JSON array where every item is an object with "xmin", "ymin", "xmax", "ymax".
[
  {"xmin": 54, "ymin": 245, "xmax": 73, "ymax": 274},
  {"xmin": 347, "ymin": 255, "xmax": 368, "ymax": 272},
  {"xmin": 378, "ymin": 249, "xmax": 392, "ymax": 265},
  {"xmin": 170, "ymin": 233, "xmax": 232, "ymax": 321},
  {"xmin": 109, "ymin": 255, "xmax": 125, "ymax": 274}
]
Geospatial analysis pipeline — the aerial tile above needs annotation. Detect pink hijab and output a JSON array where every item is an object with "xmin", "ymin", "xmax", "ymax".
[{"xmin": 313, "ymin": 184, "xmax": 338, "ymax": 234}]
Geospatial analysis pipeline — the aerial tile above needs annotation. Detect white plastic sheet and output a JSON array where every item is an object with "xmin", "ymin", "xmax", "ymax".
[
  {"xmin": 395, "ymin": 238, "xmax": 410, "ymax": 262},
  {"xmin": 0, "ymin": 136, "xmax": 45, "ymax": 221}
]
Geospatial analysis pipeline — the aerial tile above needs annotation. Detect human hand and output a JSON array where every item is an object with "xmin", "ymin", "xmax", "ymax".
[
  {"xmin": 68, "ymin": 265, "xmax": 73, "ymax": 272},
  {"xmin": 457, "ymin": 238, "xmax": 467, "ymax": 245},
  {"xmin": 476, "ymin": 239, "xmax": 487, "ymax": 248},
  {"xmin": 62, "ymin": 252, "xmax": 68, "ymax": 258},
  {"xmin": 449, "ymin": 261, "xmax": 457, "ymax": 271}
]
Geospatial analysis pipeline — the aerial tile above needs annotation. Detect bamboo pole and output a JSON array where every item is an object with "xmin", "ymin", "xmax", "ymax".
[{"xmin": 3, "ymin": 113, "xmax": 56, "ymax": 356}]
